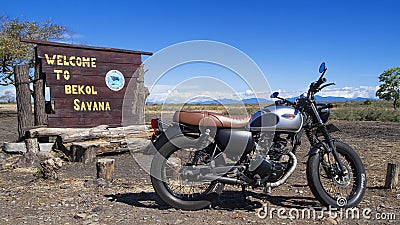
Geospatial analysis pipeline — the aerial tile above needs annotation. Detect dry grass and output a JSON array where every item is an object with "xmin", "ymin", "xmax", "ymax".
[{"xmin": 0, "ymin": 103, "xmax": 17, "ymax": 111}]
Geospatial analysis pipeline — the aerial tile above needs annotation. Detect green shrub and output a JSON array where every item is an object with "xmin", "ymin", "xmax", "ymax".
[{"xmin": 363, "ymin": 99, "xmax": 372, "ymax": 105}]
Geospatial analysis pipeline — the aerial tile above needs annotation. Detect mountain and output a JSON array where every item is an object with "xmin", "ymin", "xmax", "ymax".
[
  {"xmin": 241, "ymin": 98, "xmax": 271, "ymax": 104},
  {"xmin": 146, "ymin": 95, "xmax": 373, "ymax": 105},
  {"xmin": 147, "ymin": 97, "xmax": 272, "ymax": 105},
  {"xmin": 315, "ymin": 96, "xmax": 370, "ymax": 102},
  {"xmin": 187, "ymin": 98, "xmax": 241, "ymax": 105},
  {"xmin": 286, "ymin": 95, "xmax": 370, "ymax": 102}
]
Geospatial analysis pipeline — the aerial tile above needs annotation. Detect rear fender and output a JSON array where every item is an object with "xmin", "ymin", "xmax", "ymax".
[{"xmin": 145, "ymin": 123, "xmax": 200, "ymax": 154}]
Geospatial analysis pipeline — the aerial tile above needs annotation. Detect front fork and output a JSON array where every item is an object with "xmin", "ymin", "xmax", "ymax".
[{"xmin": 310, "ymin": 104, "xmax": 348, "ymax": 176}]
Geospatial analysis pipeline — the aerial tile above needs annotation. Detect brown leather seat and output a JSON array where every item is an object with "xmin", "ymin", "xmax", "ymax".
[{"xmin": 173, "ymin": 110, "xmax": 251, "ymax": 128}]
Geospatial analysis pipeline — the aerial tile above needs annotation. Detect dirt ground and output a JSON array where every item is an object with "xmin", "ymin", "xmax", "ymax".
[{"xmin": 0, "ymin": 105, "xmax": 399, "ymax": 224}]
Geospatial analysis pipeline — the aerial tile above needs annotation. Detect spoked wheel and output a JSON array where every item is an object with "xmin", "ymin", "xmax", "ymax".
[
  {"xmin": 307, "ymin": 141, "xmax": 366, "ymax": 208},
  {"xmin": 150, "ymin": 136, "xmax": 224, "ymax": 210}
]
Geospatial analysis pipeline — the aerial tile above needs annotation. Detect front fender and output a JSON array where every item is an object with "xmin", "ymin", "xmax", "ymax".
[
  {"xmin": 308, "ymin": 146, "xmax": 321, "ymax": 156},
  {"xmin": 307, "ymin": 141, "xmax": 325, "ymax": 156},
  {"xmin": 307, "ymin": 137, "xmax": 341, "ymax": 156}
]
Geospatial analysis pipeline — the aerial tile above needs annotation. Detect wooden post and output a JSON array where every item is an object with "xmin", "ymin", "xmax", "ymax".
[
  {"xmin": 24, "ymin": 138, "xmax": 39, "ymax": 154},
  {"xmin": 96, "ymin": 159, "xmax": 115, "ymax": 182},
  {"xmin": 70, "ymin": 144, "xmax": 96, "ymax": 163},
  {"xmin": 33, "ymin": 50, "xmax": 47, "ymax": 126},
  {"xmin": 385, "ymin": 162, "xmax": 399, "ymax": 189},
  {"xmin": 14, "ymin": 65, "xmax": 34, "ymax": 140}
]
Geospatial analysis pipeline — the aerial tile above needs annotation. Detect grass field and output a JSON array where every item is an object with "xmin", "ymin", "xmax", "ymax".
[
  {"xmin": 146, "ymin": 100, "xmax": 400, "ymax": 122},
  {"xmin": 330, "ymin": 100, "xmax": 400, "ymax": 122},
  {"xmin": 2, "ymin": 100, "xmax": 399, "ymax": 122}
]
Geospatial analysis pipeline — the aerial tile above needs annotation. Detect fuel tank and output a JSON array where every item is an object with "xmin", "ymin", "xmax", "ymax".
[{"xmin": 248, "ymin": 105, "xmax": 303, "ymax": 132}]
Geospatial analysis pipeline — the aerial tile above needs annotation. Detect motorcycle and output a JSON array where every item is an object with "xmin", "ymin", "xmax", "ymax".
[{"xmin": 149, "ymin": 62, "xmax": 366, "ymax": 210}]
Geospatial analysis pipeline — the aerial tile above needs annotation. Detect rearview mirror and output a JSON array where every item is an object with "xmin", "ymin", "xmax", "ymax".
[
  {"xmin": 270, "ymin": 92, "xmax": 279, "ymax": 98},
  {"xmin": 319, "ymin": 62, "xmax": 326, "ymax": 73}
]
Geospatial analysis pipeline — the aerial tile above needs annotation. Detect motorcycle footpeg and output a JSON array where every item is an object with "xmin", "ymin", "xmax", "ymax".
[{"xmin": 263, "ymin": 186, "xmax": 272, "ymax": 194}]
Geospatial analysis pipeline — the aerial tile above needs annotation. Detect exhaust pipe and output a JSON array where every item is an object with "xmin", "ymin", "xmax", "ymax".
[
  {"xmin": 216, "ymin": 176, "xmax": 245, "ymax": 185},
  {"xmin": 199, "ymin": 175, "xmax": 244, "ymax": 185},
  {"xmin": 264, "ymin": 152, "xmax": 297, "ymax": 187}
]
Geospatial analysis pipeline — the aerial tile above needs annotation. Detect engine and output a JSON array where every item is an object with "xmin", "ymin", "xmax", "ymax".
[{"xmin": 249, "ymin": 132, "xmax": 292, "ymax": 182}]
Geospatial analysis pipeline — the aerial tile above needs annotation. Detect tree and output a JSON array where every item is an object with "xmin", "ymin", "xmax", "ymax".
[
  {"xmin": 376, "ymin": 67, "xmax": 400, "ymax": 110},
  {"xmin": 0, "ymin": 16, "xmax": 68, "ymax": 85},
  {"xmin": 0, "ymin": 17, "xmax": 68, "ymax": 138}
]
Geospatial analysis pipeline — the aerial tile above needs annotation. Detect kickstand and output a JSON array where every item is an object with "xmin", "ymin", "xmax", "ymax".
[{"xmin": 241, "ymin": 185, "xmax": 247, "ymax": 201}]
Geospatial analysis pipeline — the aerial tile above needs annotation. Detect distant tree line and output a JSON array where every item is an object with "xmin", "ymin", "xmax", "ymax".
[{"xmin": 0, "ymin": 90, "xmax": 15, "ymax": 102}]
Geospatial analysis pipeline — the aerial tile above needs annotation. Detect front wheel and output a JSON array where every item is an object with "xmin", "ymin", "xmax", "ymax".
[
  {"xmin": 307, "ymin": 141, "xmax": 366, "ymax": 208},
  {"xmin": 150, "ymin": 136, "xmax": 224, "ymax": 210}
]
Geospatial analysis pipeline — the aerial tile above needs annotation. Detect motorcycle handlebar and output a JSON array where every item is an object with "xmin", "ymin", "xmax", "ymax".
[
  {"xmin": 318, "ymin": 82, "xmax": 336, "ymax": 91},
  {"xmin": 308, "ymin": 77, "xmax": 326, "ymax": 97},
  {"xmin": 316, "ymin": 77, "xmax": 327, "ymax": 88}
]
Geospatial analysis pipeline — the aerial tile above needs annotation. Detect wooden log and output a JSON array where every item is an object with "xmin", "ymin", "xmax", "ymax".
[
  {"xmin": 70, "ymin": 144, "xmax": 96, "ymax": 163},
  {"xmin": 14, "ymin": 65, "xmax": 34, "ymax": 140},
  {"xmin": 385, "ymin": 162, "xmax": 399, "ymax": 189},
  {"xmin": 3, "ymin": 142, "xmax": 26, "ymax": 153},
  {"xmin": 26, "ymin": 125, "xmax": 149, "ymax": 142},
  {"xmin": 96, "ymin": 159, "xmax": 115, "ymax": 182},
  {"xmin": 25, "ymin": 138, "xmax": 39, "ymax": 154}
]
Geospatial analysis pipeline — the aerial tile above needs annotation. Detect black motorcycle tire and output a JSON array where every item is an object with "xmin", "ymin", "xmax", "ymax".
[
  {"xmin": 307, "ymin": 140, "xmax": 366, "ymax": 208},
  {"xmin": 150, "ymin": 136, "xmax": 224, "ymax": 210}
]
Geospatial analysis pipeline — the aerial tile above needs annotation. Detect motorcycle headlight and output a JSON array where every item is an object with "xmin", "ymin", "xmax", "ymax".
[{"xmin": 317, "ymin": 103, "xmax": 331, "ymax": 123}]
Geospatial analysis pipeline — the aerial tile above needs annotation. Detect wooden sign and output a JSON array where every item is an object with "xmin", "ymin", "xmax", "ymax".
[{"xmin": 25, "ymin": 40, "xmax": 152, "ymax": 128}]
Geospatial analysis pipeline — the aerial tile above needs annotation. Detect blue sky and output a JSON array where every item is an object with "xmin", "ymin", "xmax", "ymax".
[{"xmin": 2, "ymin": 0, "xmax": 400, "ymax": 102}]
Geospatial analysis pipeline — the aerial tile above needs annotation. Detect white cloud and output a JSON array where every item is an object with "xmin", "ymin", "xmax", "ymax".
[
  {"xmin": 319, "ymin": 86, "xmax": 378, "ymax": 99},
  {"xmin": 271, "ymin": 86, "xmax": 379, "ymax": 99},
  {"xmin": 276, "ymin": 89, "xmax": 307, "ymax": 98},
  {"xmin": 147, "ymin": 84, "xmax": 266, "ymax": 103},
  {"xmin": 146, "ymin": 83, "xmax": 379, "ymax": 103}
]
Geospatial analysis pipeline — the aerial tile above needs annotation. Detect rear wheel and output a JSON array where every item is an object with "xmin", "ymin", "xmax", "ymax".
[
  {"xmin": 150, "ymin": 136, "xmax": 224, "ymax": 210},
  {"xmin": 307, "ymin": 141, "xmax": 366, "ymax": 208}
]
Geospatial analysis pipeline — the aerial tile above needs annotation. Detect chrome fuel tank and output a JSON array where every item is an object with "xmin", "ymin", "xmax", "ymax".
[{"xmin": 248, "ymin": 105, "xmax": 303, "ymax": 132}]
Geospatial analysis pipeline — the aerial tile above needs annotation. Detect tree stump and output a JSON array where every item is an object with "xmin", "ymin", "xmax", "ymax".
[
  {"xmin": 70, "ymin": 144, "xmax": 96, "ymax": 163},
  {"xmin": 25, "ymin": 138, "xmax": 39, "ymax": 154},
  {"xmin": 385, "ymin": 162, "xmax": 399, "ymax": 189},
  {"xmin": 13, "ymin": 138, "xmax": 40, "ymax": 168},
  {"xmin": 96, "ymin": 159, "xmax": 115, "ymax": 182}
]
